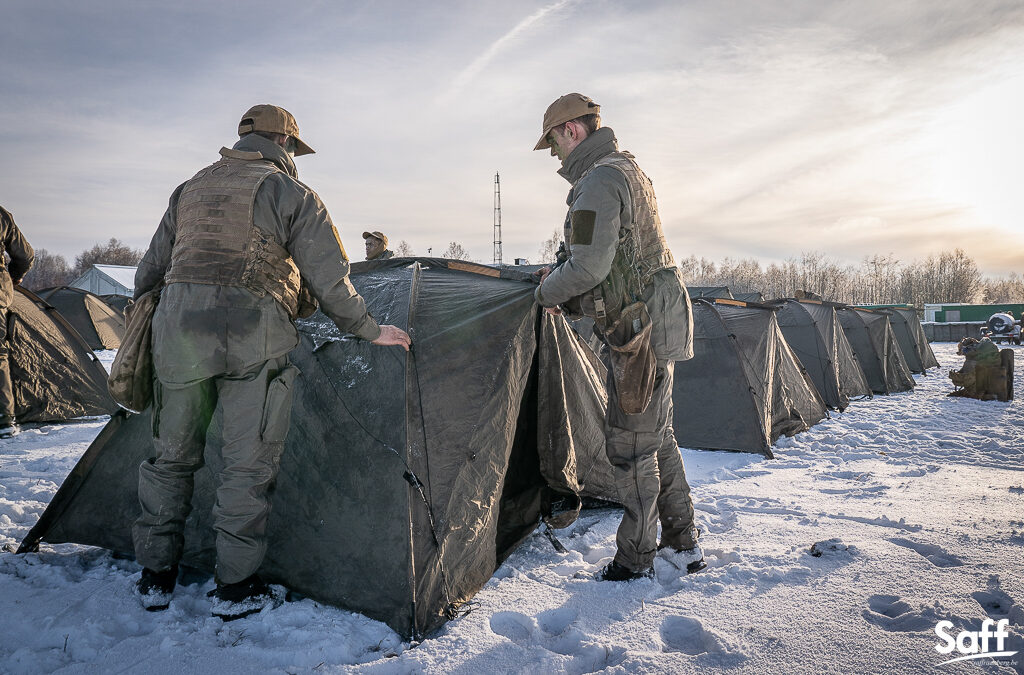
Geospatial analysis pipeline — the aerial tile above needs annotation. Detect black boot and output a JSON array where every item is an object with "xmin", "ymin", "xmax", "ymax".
[
  {"xmin": 136, "ymin": 565, "xmax": 178, "ymax": 611},
  {"xmin": 597, "ymin": 560, "xmax": 654, "ymax": 582},
  {"xmin": 207, "ymin": 574, "xmax": 279, "ymax": 620},
  {"xmin": 0, "ymin": 416, "xmax": 20, "ymax": 439}
]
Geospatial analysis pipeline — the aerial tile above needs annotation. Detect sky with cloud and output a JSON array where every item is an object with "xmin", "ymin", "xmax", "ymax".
[{"xmin": 1, "ymin": 0, "xmax": 1022, "ymax": 275}]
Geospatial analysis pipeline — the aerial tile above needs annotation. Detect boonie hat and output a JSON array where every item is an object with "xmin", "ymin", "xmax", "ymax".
[
  {"xmin": 238, "ymin": 104, "xmax": 315, "ymax": 156},
  {"xmin": 362, "ymin": 231, "xmax": 389, "ymax": 247},
  {"xmin": 533, "ymin": 93, "xmax": 601, "ymax": 151}
]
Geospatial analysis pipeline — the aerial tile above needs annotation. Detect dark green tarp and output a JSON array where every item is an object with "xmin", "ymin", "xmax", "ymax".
[
  {"xmin": 672, "ymin": 299, "xmax": 827, "ymax": 457},
  {"xmin": 772, "ymin": 299, "xmax": 871, "ymax": 411},
  {"xmin": 17, "ymin": 259, "xmax": 615, "ymax": 639},
  {"xmin": 8, "ymin": 287, "xmax": 117, "ymax": 422},
  {"xmin": 884, "ymin": 308, "xmax": 939, "ymax": 373},
  {"xmin": 687, "ymin": 286, "xmax": 734, "ymax": 300},
  {"xmin": 733, "ymin": 291, "xmax": 765, "ymax": 303},
  {"xmin": 100, "ymin": 294, "xmax": 132, "ymax": 313},
  {"xmin": 836, "ymin": 306, "xmax": 915, "ymax": 394}
]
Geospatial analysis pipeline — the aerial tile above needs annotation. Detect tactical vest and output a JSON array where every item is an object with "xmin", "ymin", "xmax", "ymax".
[
  {"xmin": 164, "ymin": 148, "xmax": 302, "ymax": 317},
  {"xmin": 581, "ymin": 151, "xmax": 676, "ymax": 284},
  {"xmin": 563, "ymin": 151, "xmax": 676, "ymax": 329}
]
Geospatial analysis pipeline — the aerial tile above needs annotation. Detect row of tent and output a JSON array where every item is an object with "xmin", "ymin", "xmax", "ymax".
[
  {"xmin": 672, "ymin": 296, "xmax": 937, "ymax": 457},
  {"xmin": 17, "ymin": 259, "xmax": 938, "ymax": 640},
  {"xmin": 4, "ymin": 287, "xmax": 119, "ymax": 423},
  {"xmin": 688, "ymin": 285, "xmax": 765, "ymax": 303},
  {"xmin": 2, "ymin": 285, "xmax": 131, "ymax": 423},
  {"xmin": 36, "ymin": 286, "xmax": 127, "ymax": 351}
]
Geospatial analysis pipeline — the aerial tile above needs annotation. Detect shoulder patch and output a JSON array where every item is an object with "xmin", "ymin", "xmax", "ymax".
[{"xmin": 570, "ymin": 210, "xmax": 597, "ymax": 246}]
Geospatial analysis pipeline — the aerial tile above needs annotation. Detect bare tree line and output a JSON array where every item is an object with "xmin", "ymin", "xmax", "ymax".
[
  {"xmin": 679, "ymin": 249, "xmax": 1023, "ymax": 306},
  {"xmin": 21, "ymin": 234, "xmax": 1018, "ymax": 309},
  {"xmin": 21, "ymin": 238, "xmax": 145, "ymax": 291}
]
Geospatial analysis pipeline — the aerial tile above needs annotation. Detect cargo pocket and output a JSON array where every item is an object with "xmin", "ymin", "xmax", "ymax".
[
  {"xmin": 260, "ymin": 364, "xmax": 300, "ymax": 443},
  {"xmin": 605, "ymin": 302, "xmax": 657, "ymax": 415}
]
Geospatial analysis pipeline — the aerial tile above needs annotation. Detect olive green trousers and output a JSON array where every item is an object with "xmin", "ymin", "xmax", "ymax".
[
  {"xmin": 605, "ymin": 359, "xmax": 697, "ymax": 572},
  {"xmin": 133, "ymin": 356, "xmax": 298, "ymax": 584}
]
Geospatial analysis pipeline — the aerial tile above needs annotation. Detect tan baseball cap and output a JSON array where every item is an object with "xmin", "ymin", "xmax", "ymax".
[
  {"xmin": 533, "ymin": 93, "xmax": 601, "ymax": 151},
  {"xmin": 362, "ymin": 231, "xmax": 388, "ymax": 247},
  {"xmin": 237, "ymin": 104, "xmax": 315, "ymax": 156}
]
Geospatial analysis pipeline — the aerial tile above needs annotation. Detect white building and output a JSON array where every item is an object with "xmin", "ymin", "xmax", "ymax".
[{"xmin": 70, "ymin": 264, "xmax": 136, "ymax": 297}]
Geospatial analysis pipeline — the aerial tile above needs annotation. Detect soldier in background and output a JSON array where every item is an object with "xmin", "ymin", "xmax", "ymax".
[
  {"xmin": 533, "ymin": 93, "xmax": 704, "ymax": 580},
  {"xmin": 362, "ymin": 231, "xmax": 394, "ymax": 260},
  {"xmin": 131, "ymin": 105, "xmax": 410, "ymax": 619},
  {"xmin": 0, "ymin": 206, "xmax": 34, "ymax": 439}
]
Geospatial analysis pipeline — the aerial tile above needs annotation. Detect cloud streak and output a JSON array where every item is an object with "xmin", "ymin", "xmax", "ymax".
[
  {"xmin": 1, "ymin": 0, "xmax": 1023, "ymax": 275},
  {"xmin": 439, "ymin": 0, "xmax": 577, "ymax": 102}
]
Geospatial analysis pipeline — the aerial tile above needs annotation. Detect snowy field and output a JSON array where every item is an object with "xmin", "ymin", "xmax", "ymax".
[{"xmin": 2, "ymin": 343, "xmax": 1023, "ymax": 674}]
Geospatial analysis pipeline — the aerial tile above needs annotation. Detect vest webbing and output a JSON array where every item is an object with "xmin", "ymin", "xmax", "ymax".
[
  {"xmin": 583, "ymin": 151, "xmax": 676, "ymax": 285},
  {"xmin": 165, "ymin": 154, "xmax": 302, "ymax": 317}
]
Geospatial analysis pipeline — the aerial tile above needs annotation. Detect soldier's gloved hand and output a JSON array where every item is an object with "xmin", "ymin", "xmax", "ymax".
[
  {"xmin": 536, "ymin": 266, "xmax": 552, "ymax": 284},
  {"xmin": 372, "ymin": 324, "xmax": 412, "ymax": 351}
]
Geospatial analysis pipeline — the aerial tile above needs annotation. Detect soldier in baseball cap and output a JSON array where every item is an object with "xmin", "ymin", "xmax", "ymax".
[
  {"xmin": 238, "ymin": 104, "xmax": 315, "ymax": 156},
  {"xmin": 362, "ymin": 231, "xmax": 394, "ymax": 260},
  {"xmin": 531, "ymin": 92, "xmax": 703, "ymax": 582},
  {"xmin": 129, "ymin": 101, "xmax": 410, "ymax": 619},
  {"xmin": 533, "ymin": 93, "xmax": 601, "ymax": 152}
]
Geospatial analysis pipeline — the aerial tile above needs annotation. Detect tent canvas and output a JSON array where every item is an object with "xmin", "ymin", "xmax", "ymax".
[
  {"xmin": 38, "ymin": 286, "xmax": 124, "ymax": 350},
  {"xmin": 733, "ymin": 291, "xmax": 765, "ymax": 303},
  {"xmin": 672, "ymin": 299, "xmax": 827, "ymax": 458},
  {"xmin": 100, "ymin": 294, "xmax": 132, "ymax": 313},
  {"xmin": 772, "ymin": 299, "xmax": 871, "ymax": 411},
  {"xmin": 7, "ymin": 287, "xmax": 117, "ymax": 423},
  {"xmin": 836, "ymin": 306, "xmax": 915, "ymax": 394},
  {"xmin": 687, "ymin": 286, "xmax": 734, "ymax": 300},
  {"xmin": 884, "ymin": 308, "xmax": 939, "ymax": 373},
  {"xmin": 18, "ymin": 258, "xmax": 616, "ymax": 639}
]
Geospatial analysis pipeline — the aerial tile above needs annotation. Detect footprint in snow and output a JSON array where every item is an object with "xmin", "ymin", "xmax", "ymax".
[
  {"xmin": 490, "ymin": 611, "xmax": 536, "ymax": 643},
  {"xmin": 660, "ymin": 615, "xmax": 746, "ymax": 659},
  {"xmin": 889, "ymin": 537, "xmax": 964, "ymax": 567},
  {"xmin": 861, "ymin": 594, "xmax": 953, "ymax": 632},
  {"xmin": 490, "ymin": 608, "xmax": 627, "ymax": 673},
  {"xmin": 537, "ymin": 607, "xmax": 577, "ymax": 636},
  {"xmin": 973, "ymin": 575, "xmax": 1024, "ymax": 625}
]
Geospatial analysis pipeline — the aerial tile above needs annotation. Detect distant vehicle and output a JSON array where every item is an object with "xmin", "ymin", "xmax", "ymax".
[{"xmin": 981, "ymin": 312, "xmax": 1021, "ymax": 345}]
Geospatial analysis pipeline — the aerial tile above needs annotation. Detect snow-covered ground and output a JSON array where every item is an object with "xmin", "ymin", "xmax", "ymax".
[{"xmin": 2, "ymin": 343, "xmax": 1023, "ymax": 674}]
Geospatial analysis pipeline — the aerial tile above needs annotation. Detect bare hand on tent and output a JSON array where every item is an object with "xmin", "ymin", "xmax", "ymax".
[
  {"xmin": 372, "ymin": 324, "xmax": 412, "ymax": 351},
  {"xmin": 534, "ymin": 267, "xmax": 561, "ymax": 314}
]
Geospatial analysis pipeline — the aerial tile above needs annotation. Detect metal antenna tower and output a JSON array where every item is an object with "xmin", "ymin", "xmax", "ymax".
[{"xmin": 493, "ymin": 172, "xmax": 502, "ymax": 266}]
